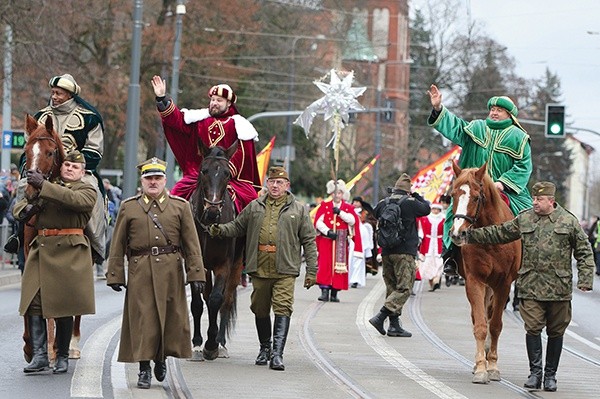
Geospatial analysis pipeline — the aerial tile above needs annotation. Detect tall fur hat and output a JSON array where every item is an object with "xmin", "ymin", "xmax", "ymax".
[
  {"xmin": 326, "ymin": 179, "xmax": 349, "ymax": 201},
  {"xmin": 208, "ymin": 84, "xmax": 237, "ymax": 103}
]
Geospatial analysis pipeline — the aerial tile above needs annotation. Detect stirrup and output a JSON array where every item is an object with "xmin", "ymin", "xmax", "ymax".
[{"xmin": 443, "ymin": 258, "xmax": 458, "ymax": 276}]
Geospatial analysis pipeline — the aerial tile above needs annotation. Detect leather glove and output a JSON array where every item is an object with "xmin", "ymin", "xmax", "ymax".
[
  {"xmin": 26, "ymin": 169, "xmax": 45, "ymax": 189},
  {"xmin": 332, "ymin": 207, "xmax": 341, "ymax": 215},
  {"xmin": 208, "ymin": 223, "xmax": 221, "ymax": 237},
  {"xmin": 411, "ymin": 192, "xmax": 421, "ymax": 199},
  {"xmin": 304, "ymin": 276, "xmax": 316, "ymax": 289},
  {"xmin": 190, "ymin": 281, "xmax": 205, "ymax": 296},
  {"xmin": 326, "ymin": 230, "xmax": 338, "ymax": 240},
  {"xmin": 109, "ymin": 283, "xmax": 125, "ymax": 292}
]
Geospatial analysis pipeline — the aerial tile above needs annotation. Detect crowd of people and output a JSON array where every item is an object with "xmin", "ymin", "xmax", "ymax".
[{"xmin": 3, "ymin": 74, "xmax": 596, "ymax": 394}]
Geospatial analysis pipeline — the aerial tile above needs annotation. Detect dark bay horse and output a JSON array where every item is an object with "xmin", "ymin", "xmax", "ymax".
[
  {"xmin": 449, "ymin": 162, "xmax": 521, "ymax": 384},
  {"xmin": 189, "ymin": 140, "xmax": 245, "ymax": 360},
  {"xmin": 21, "ymin": 114, "xmax": 65, "ymax": 363}
]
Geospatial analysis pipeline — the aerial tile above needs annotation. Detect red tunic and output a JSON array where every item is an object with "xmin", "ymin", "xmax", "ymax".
[
  {"xmin": 159, "ymin": 102, "xmax": 260, "ymax": 212},
  {"xmin": 314, "ymin": 200, "xmax": 362, "ymax": 291},
  {"xmin": 418, "ymin": 215, "xmax": 444, "ymax": 256}
]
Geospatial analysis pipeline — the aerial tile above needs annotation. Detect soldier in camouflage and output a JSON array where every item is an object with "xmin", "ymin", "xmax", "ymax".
[{"xmin": 453, "ymin": 181, "xmax": 594, "ymax": 392}]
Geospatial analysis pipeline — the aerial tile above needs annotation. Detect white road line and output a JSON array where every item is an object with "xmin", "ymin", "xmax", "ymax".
[
  {"xmin": 71, "ymin": 316, "xmax": 121, "ymax": 398},
  {"xmin": 357, "ymin": 279, "xmax": 468, "ymax": 399},
  {"xmin": 565, "ymin": 329, "xmax": 600, "ymax": 352},
  {"xmin": 111, "ymin": 338, "xmax": 132, "ymax": 399}
]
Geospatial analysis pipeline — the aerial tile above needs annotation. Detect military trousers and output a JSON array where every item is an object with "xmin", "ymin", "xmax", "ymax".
[
  {"xmin": 519, "ymin": 299, "xmax": 571, "ymax": 337},
  {"xmin": 250, "ymin": 275, "xmax": 296, "ymax": 318},
  {"xmin": 382, "ymin": 254, "xmax": 416, "ymax": 315}
]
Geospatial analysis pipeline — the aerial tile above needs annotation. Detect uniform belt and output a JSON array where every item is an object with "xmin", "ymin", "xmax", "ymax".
[
  {"xmin": 129, "ymin": 245, "xmax": 180, "ymax": 257},
  {"xmin": 258, "ymin": 244, "xmax": 277, "ymax": 253},
  {"xmin": 38, "ymin": 228, "xmax": 84, "ymax": 237}
]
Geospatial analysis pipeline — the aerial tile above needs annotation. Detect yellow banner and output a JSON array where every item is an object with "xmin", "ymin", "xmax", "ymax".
[{"xmin": 256, "ymin": 136, "xmax": 276, "ymax": 185}]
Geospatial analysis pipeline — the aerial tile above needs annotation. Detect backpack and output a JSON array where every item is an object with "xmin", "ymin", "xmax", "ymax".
[{"xmin": 377, "ymin": 196, "xmax": 408, "ymax": 249}]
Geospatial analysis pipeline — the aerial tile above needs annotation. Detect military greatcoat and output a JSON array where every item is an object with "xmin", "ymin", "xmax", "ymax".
[
  {"xmin": 18, "ymin": 179, "xmax": 96, "ymax": 318},
  {"xmin": 107, "ymin": 191, "xmax": 205, "ymax": 362}
]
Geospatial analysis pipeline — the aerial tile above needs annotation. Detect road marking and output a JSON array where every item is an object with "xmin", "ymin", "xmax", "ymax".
[
  {"xmin": 111, "ymin": 339, "xmax": 132, "ymax": 399},
  {"xmin": 565, "ymin": 329, "xmax": 600, "ymax": 352},
  {"xmin": 71, "ymin": 316, "xmax": 121, "ymax": 398},
  {"xmin": 357, "ymin": 279, "xmax": 468, "ymax": 399}
]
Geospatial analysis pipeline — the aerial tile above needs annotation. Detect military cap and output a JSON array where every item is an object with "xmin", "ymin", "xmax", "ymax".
[
  {"xmin": 531, "ymin": 181, "xmax": 556, "ymax": 197},
  {"xmin": 64, "ymin": 150, "xmax": 85, "ymax": 164},
  {"xmin": 137, "ymin": 157, "xmax": 167, "ymax": 178},
  {"xmin": 393, "ymin": 173, "xmax": 412, "ymax": 192},
  {"xmin": 268, "ymin": 166, "xmax": 289, "ymax": 181}
]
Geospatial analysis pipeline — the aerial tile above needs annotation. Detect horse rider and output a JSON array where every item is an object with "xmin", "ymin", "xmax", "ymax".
[
  {"xmin": 453, "ymin": 181, "xmax": 594, "ymax": 392},
  {"xmin": 151, "ymin": 75, "xmax": 261, "ymax": 212},
  {"xmin": 209, "ymin": 166, "xmax": 317, "ymax": 371},
  {"xmin": 14, "ymin": 150, "xmax": 96, "ymax": 374},
  {"xmin": 426, "ymin": 84, "xmax": 533, "ymax": 276},
  {"xmin": 107, "ymin": 157, "xmax": 206, "ymax": 389}
]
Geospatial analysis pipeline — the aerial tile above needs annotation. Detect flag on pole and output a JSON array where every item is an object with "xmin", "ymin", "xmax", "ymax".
[
  {"xmin": 411, "ymin": 146, "xmax": 462, "ymax": 203},
  {"xmin": 310, "ymin": 155, "xmax": 380, "ymax": 218},
  {"xmin": 256, "ymin": 136, "xmax": 276, "ymax": 185}
]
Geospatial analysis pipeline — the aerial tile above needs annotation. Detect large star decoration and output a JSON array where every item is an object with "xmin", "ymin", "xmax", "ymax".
[{"xmin": 294, "ymin": 69, "xmax": 366, "ymax": 137}]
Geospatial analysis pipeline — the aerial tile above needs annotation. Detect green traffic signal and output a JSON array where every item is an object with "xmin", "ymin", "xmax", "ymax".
[{"xmin": 545, "ymin": 104, "xmax": 565, "ymax": 138}]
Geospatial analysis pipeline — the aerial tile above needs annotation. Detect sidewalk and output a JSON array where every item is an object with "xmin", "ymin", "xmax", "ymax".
[{"xmin": 0, "ymin": 259, "xmax": 21, "ymax": 287}]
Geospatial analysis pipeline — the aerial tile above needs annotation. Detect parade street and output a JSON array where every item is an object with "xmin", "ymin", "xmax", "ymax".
[{"xmin": 0, "ymin": 266, "xmax": 598, "ymax": 399}]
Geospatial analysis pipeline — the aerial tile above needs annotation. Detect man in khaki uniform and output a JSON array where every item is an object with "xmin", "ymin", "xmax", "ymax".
[
  {"xmin": 16, "ymin": 150, "xmax": 96, "ymax": 374},
  {"xmin": 107, "ymin": 157, "xmax": 206, "ymax": 389},
  {"xmin": 209, "ymin": 166, "xmax": 317, "ymax": 371}
]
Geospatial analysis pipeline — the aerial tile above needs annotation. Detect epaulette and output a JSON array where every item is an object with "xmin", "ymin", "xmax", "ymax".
[
  {"xmin": 121, "ymin": 194, "xmax": 141, "ymax": 204},
  {"xmin": 168, "ymin": 194, "xmax": 188, "ymax": 203}
]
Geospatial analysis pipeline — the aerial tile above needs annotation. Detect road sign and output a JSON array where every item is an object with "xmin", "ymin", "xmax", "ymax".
[{"xmin": 2, "ymin": 131, "xmax": 25, "ymax": 149}]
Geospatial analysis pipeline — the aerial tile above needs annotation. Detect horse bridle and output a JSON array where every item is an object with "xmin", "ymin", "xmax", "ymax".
[
  {"xmin": 454, "ymin": 181, "xmax": 485, "ymax": 227},
  {"xmin": 28, "ymin": 136, "xmax": 61, "ymax": 180},
  {"xmin": 197, "ymin": 154, "xmax": 231, "ymax": 231}
]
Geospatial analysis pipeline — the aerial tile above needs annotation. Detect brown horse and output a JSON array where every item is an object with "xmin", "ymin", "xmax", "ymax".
[
  {"xmin": 188, "ymin": 140, "xmax": 245, "ymax": 360},
  {"xmin": 449, "ymin": 162, "xmax": 521, "ymax": 384},
  {"xmin": 21, "ymin": 114, "xmax": 69, "ymax": 365}
]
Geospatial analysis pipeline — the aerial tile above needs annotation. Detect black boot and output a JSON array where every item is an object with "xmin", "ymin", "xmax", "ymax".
[
  {"xmin": 137, "ymin": 361, "xmax": 152, "ymax": 389},
  {"xmin": 329, "ymin": 289, "xmax": 340, "ymax": 303},
  {"xmin": 154, "ymin": 360, "xmax": 167, "ymax": 382},
  {"xmin": 317, "ymin": 288, "xmax": 330, "ymax": 302},
  {"xmin": 543, "ymin": 336, "xmax": 563, "ymax": 392},
  {"xmin": 442, "ymin": 245, "xmax": 458, "ymax": 276},
  {"xmin": 24, "ymin": 315, "xmax": 49, "ymax": 373},
  {"xmin": 387, "ymin": 315, "xmax": 412, "ymax": 337},
  {"xmin": 524, "ymin": 334, "xmax": 542, "ymax": 389},
  {"xmin": 255, "ymin": 316, "xmax": 272, "ymax": 365},
  {"xmin": 269, "ymin": 315, "xmax": 290, "ymax": 371},
  {"xmin": 53, "ymin": 316, "xmax": 73, "ymax": 373},
  {"xmin": 368, "ymin": 306, "xmax": 392, "ymax": 335}
]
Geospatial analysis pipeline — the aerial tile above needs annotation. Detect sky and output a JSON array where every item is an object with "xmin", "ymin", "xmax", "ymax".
[{"xmin": 409, "ymin": 0, "xmax": 600, "ymax": 153}]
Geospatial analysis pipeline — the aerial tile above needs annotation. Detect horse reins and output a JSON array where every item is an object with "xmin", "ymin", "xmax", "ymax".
[{"xmin": 454, "ymin": 181, "xmax": 485, "ymax": 227}]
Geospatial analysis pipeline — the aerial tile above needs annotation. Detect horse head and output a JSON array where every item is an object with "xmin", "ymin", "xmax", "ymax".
[
  {"xmin": 196, "ymin": 139, "xmax": 238, "ymax": 224},
  {"xmin": 24, "ymin": 114, "xmax": 65, "ymax": 200},
  {"xmin": 449, "ymin": 161, "xmax": 490, "ymax": 239}
]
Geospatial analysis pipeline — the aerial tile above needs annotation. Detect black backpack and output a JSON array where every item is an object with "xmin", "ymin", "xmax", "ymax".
[{"xmin": 377, "ymin": 196, "xmax": 408, "ymax": 249}]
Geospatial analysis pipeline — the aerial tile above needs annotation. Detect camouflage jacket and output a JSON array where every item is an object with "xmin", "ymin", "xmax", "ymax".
[{"xmin": 466, "ymin": 204, "xmax": 594, "ymax": 301}]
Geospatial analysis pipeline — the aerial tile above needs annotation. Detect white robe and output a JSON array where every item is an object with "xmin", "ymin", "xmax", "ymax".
[{"xmin": 349, "ymin": 221, "xmax": 373, "ymax": 287}]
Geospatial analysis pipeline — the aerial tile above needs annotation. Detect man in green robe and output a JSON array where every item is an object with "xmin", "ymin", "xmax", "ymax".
[{"xmin": 426, "ymin": 84, "xmax": 533, "ymax": 275}]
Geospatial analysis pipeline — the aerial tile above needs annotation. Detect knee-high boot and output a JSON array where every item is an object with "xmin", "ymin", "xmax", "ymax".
[
  {"xmin": 255, "ymin": 316, "xmax": 272, "ymax": 365},
  {"xmin": 524, "ymin": 334, "xmax": 542, "ymax": 389},
  {"xmin": 543, "ymin": 336, "xmax": 563, "ymax": 392},
  {"xmin": 53, "ymin": 316, "xmax": 73, "ymax": 373},
  {"xmin": 23, "ymin": 315, "xmax": 49, "ymax": 373},
  {"xmin": 269, "ymin": 315, "xmax": 290, "ymax": 371}
]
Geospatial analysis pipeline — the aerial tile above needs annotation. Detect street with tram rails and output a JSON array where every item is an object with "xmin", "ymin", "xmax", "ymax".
[{"xmin": 0, "ymin": 265, "xmax": 598, "ymax": 399}]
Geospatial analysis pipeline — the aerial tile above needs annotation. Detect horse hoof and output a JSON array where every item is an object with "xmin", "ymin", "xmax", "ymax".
[
  {"xmin": 488, "ymin": 369, "xmax": 501, "ymax": 381},
  {"xmin": 190, "ymin": 347, "xmax": 204, "ymax": 362},
  {"xmin": 203, "ymin": 347, "xmax": 219, "ymax": 361},
  {"xmin": 472, "ymin": 371, "xmax": 490, "ymax": 384},
  {"xmin": 218, "ymin": 345, "xmax": 229, "ymax": 358},
  {"xmin": 69, "ymin": 349, "xmax": 81, "ymax": 359}
]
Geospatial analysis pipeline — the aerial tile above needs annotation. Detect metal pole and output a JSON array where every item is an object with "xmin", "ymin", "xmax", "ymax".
[
  {"xmin": 165, "ymin": 0, "xmax": 185, "ymax": 189},
  {"xmin": 285, "ymin": 37, "xmax": 299, "ymax": 178},
  {"xmin": 123, "ymin": 0, "xmax": 144, "ymax": 198},
  {"xmin": 373, "ymin": 88, "xmax": 382, "ymax": 204},
  {"xmin": 2, "ymin": 25, "xmax": 13, "ymax": 173}
]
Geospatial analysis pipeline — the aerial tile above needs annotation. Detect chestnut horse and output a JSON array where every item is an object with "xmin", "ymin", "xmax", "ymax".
[
  {"xmin": 188, "ymin": 141, "xmax": 245, "ymax": 360},
  {"xmin": 449, "ymin": 162, "xmax": 521, "ymax": 384}
]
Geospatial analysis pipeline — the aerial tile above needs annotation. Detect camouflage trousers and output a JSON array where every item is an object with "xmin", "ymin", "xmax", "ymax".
[
  {"xmin": 250, "ymin": 275, "xmax": 296, "ymax": 318},
  {"xmin": 519, "ymin": 299, "xmax": 571, "ymax": 337},
  {"xmin": 382, "ymin": 254, "xmax": 416, "ymax": 315}
]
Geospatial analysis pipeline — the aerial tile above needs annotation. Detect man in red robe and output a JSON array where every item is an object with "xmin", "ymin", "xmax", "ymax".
[
  {"xmin": 151, "ymin": 76, "xmax": 261, "ymax": 212},
  {"xmin": 314, "ymin": 179, "xmax": 362, "ymax": 302}
]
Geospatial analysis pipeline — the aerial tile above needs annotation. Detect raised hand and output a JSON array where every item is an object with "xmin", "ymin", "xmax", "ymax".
[
  {"xmin": 427, "ymin": 84, "xmax": 442, "ymax": 111},
  {"xmin": 151, "ymin": 75, "xmax": 167, "ymax": 97}
]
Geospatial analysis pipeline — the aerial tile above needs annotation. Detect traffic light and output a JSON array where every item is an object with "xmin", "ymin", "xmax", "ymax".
[{"xmin": 545, "ymin": 104, "xmax": 565, "ymax": 138}]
